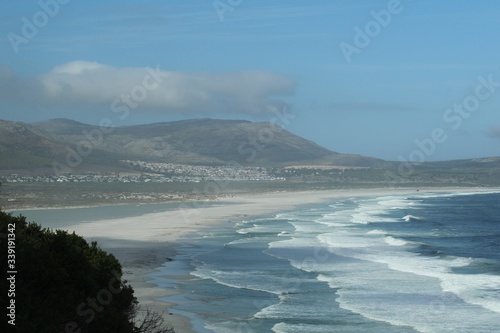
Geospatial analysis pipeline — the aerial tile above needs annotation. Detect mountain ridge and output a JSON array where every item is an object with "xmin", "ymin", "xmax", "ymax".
[
  {"xmin": 1, "ymin": 118, "xmax": 388, "ymax": 173},
  {"xmin": 2, "ymin": 118, "xmax": 499, "ymax": 175}
]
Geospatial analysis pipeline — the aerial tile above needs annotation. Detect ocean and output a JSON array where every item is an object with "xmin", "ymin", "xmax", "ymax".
[
  {"xmin": 14, "ymin": 191, "xmax": 500, "ymax": 332},
  {"xmin": 151, "ymin": 191, "xmax": 500, "ymax": 333}
]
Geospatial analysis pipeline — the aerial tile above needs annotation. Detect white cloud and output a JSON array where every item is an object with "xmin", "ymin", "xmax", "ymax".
[{"xmin": 1, "ymin": 61, "xmax": 295, "ymax": 115}]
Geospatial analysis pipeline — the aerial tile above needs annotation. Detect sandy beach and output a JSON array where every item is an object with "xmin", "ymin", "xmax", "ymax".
[{"xmin": 61, "ymin": 187, "xmax": 499, "ymax": 332}]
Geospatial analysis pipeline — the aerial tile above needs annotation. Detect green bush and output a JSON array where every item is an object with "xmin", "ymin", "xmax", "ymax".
[{"xmin": 0, "ymin": 210, "xmax": 173, "ymax": 333}]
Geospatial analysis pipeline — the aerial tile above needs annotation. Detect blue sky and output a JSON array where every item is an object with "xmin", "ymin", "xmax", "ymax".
[{"xmin": 1, "ymin": 0, "xmax": 499, "ymax": 161}]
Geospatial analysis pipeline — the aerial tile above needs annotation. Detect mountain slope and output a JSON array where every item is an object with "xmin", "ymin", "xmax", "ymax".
[
  {"xmin": 3, "ymin": 118, "xmax": 386, "ymax": 172},
  {"xmin": 111, "ymin": 119, "xmax": 336, "ymax": 165},
  {"xmin": 33, "ymin": 118, "xmax": 386, "ymax": 167},
  {"xmin": 0, "ymin": 120, "xmax": 68, "ymax": 170}
]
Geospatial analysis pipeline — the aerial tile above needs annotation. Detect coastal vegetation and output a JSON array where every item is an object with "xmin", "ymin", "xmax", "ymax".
[{"xmin": 0, "ymin": 210, "xmax": 175, "ymax": 333}]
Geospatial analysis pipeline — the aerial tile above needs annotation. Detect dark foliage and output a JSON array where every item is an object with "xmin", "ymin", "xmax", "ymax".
[
  {"xmin": 134, "ymin": 307, "xmax": 175, "ymax": 333},
  {"xmin": 0, "ymin": 210, "xmax": 174, "ymax": 333}
]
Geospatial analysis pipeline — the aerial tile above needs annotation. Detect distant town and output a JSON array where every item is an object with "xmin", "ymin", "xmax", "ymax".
[{"xmin": 1, "ymin": 161, "xmax": 286, "ymax": 183}]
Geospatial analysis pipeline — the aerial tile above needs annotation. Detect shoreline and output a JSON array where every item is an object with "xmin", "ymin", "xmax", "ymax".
[
  {"xmin": 4, "ymin": 184, "xmax": 498, "ymax": 212},
  {"xmin": 20, "ymin": 187, "xmax": 500, "ymax": 332}
]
